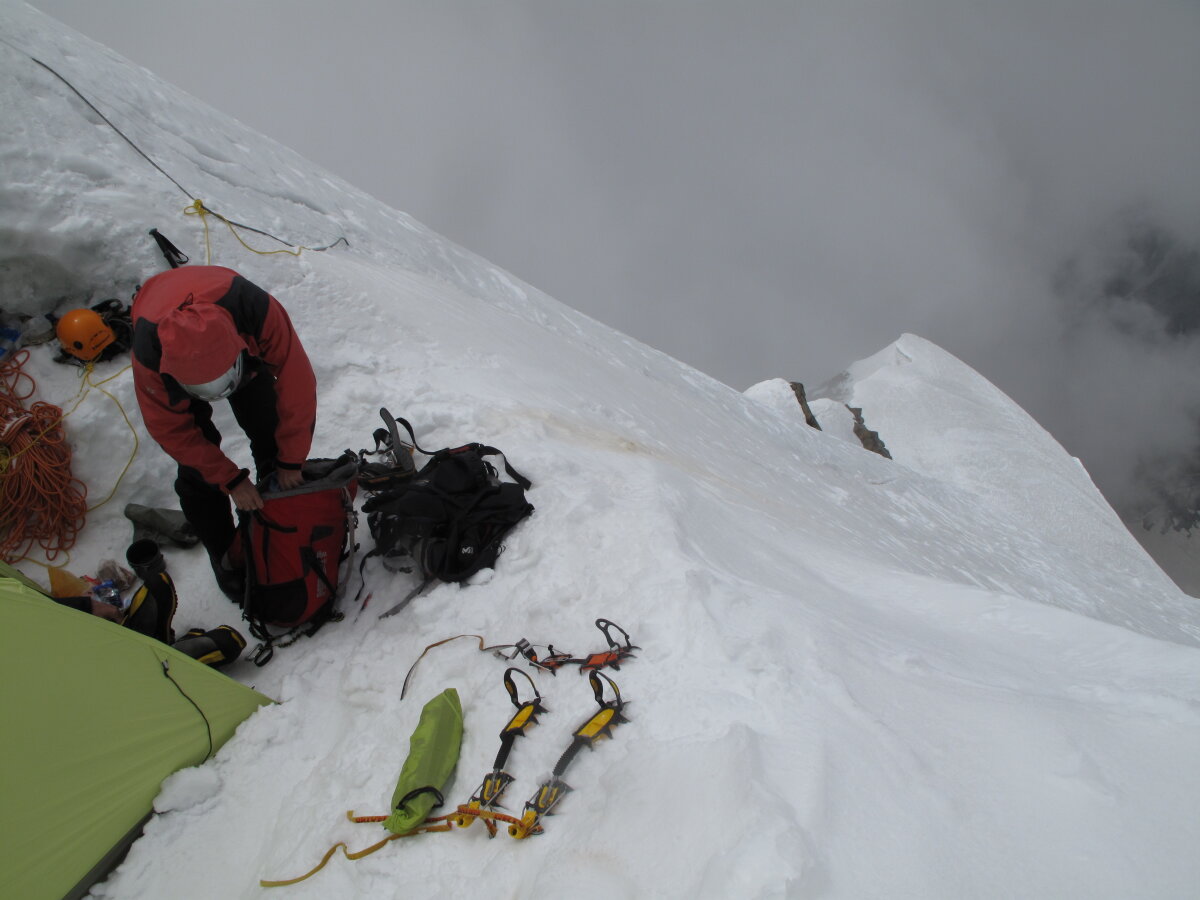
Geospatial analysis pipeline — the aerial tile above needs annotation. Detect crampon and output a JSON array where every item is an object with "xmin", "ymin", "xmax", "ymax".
[
  {"xmin": 508, "ymin": 669, "xmax": 628, "ymax": 839},
  {"xmin": 453, "ymin": 668, "xmax": 546, "ymax": 837},
  {"xmin": 517, "ymin": 618, "xmax": 640, "ymax": 675}
]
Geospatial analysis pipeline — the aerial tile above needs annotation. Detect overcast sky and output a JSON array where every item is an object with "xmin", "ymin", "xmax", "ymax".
[{"xmin": 27, "ymin": 0, "xmax": 1200, "ymax": 514}]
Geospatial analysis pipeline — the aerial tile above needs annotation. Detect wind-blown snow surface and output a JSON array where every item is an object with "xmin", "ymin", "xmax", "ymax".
[{"xmin": 5, "ymin": 4, "xmax": 1200, "ymax": 898}]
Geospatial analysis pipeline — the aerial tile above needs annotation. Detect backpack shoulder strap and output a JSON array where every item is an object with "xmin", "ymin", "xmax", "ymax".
[
  {"xmin": 476, "ymin": 446, "xmax": 532, "ymax": 491},
  {"xmin": 386, "ymin": 410, "xmax": 533, "ymax": 491},
  {"xmin": 385, "ymin": 410, "xmax": 430, "ymax": 455}
]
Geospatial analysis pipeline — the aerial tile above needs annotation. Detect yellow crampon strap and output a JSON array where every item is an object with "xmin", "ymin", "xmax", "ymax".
[
  {"xmin": 185, "ymin": 199, "xmax": 304, "ymax": 264},
  {"xmin": 450, "ymin": 804, "xmax": 534, "ymax": 839},
  {"xmin": 259, "ymin": 813, "xmax": 454, "ymax": 888},
  {"xmin": 346, "ymin": 811, "xmax": 388, "ymax": 823},
  {"xmin": 452, "ymin": 799, "xmax": 495, "ymax": 835},
  {"xmin": 509, "ymin": 810, "xmax": 543, "ymax": 841}
]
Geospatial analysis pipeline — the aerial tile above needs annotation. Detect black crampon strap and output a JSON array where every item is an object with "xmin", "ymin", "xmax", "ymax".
[{"xmin": 495, "ymin": 667, "xmax": 546, "ymax": 768}]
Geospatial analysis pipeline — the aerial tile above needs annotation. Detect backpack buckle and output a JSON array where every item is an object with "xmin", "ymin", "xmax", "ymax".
[{"xmin": 250, "ymin": 641, "xmax": 274, "ymax": 667}]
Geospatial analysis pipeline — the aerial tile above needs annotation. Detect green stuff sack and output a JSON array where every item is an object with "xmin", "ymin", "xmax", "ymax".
[{"xmin": 384, "ymin": 688, "xmax": 463, "ymax": 834}]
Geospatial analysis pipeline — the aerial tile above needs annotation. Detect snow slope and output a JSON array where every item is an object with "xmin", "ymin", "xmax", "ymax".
[
  {"xmin": 806, "ymin": 334, "xmax": 1194, "ymax": 642},
  {"xmin": 5, "ymin": 4, "xmax": 1200, "ymax": 898}
]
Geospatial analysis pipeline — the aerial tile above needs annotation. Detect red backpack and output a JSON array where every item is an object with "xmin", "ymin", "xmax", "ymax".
[{"xmin": 240, "ymin": 454, "xmax": 358, "ymax": 664}]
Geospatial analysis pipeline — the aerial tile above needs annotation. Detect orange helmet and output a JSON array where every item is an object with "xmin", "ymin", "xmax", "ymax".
[{"xmin": 57, "ymin": 309, "xmax": 116, "ymax": 361}]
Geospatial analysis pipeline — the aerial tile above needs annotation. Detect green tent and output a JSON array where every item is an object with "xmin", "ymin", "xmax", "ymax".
[{"xmin": 0, "ymin": 571, "xmax": 272, "ymax": 899}]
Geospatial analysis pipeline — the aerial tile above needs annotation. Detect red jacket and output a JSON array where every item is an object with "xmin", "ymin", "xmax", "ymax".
[{"xmin": 131, "ymin": 266, "xmax": 317, "ymax": 491}]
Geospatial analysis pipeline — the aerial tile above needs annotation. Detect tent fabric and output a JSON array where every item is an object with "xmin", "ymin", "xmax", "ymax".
[
  {"xmin": 0, "ymin": 559, "xmax": 47, "ymax": 594},
  {"xmin": 0, "ymin": 577, "xmax": 271, "ymax": 900}
]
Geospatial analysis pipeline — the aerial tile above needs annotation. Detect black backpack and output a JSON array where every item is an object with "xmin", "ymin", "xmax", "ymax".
[{"xmin": 359, "ymin": 413, "xmax": 533, "ymax": 607}]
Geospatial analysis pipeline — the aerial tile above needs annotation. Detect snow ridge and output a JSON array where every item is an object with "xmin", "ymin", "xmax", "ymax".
[{"xmin": 5, "ymin": 4, "xmax": 1200, "ymax": 898}]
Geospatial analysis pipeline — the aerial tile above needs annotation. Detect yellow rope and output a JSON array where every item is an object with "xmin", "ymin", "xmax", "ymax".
[
  {"xmin": 3, "ymin": 363, "xmax": 134, "ymax": 467},
  {"xmin": 259, "ymin": 835, "xmax": 402, "ymax": 888},
  {"xmin": 88, "ymin": 361, "xmax": 132, "ymax": 388},
  {"xmin": 184, "ymin": 200, "xmax": 304, "ymax": 262},
  {"xmin": 260, "ymin": 816, "xmax": 455, "ymax": 888},
  {"xmin": 184, "ymin": 200, "xmax": 215, "ymax": 264},
  {"xmin": 81, "ymin": 363, "xmax": 139, "ymax": 512}
]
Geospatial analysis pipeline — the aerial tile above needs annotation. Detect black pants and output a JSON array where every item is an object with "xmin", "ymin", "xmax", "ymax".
[{"xmin": 174, "ymin": 371, "xmax": 280, "ymax": 564}]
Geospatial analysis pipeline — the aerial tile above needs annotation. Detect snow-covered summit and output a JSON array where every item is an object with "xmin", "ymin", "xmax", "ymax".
[
  {"xmin": 748, "ymin": 331, "xmax": 1196, "ymax": 645},
  {"xmin": 816, "ymin": 334, "xmax": 1189, "ymax": 639},
  {"xmin": 5, "ymin": 3, "xmax": 1200, "ymax": 898}
]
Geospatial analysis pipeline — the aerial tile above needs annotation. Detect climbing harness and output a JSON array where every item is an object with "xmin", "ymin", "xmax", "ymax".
[
  {"xmin": 509, "ymin": 670, "xmax": 628, "ymax": 839},
  {"xmin": 454, "ymin": 668, "xmax": 547, "ymax": 837}
]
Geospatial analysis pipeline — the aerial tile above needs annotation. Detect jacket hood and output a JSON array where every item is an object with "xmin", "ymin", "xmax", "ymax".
[{"xmin": 157, "ymin": 302, "xmax": 245, "ymax": 384}]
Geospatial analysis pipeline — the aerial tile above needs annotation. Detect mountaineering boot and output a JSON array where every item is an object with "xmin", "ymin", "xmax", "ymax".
[
  {"xmin": 212, "ymin": 558, "xmax": 245, "ymax": 605},
  {"xmin": 124, "ymin": 503, "xmax": 200, "ymax": 548},
  {"xmin": 126, "ymin": 538, "xmax": 166, "ymax": 581},
  {"xmin": 123, "ymin": 541, "xmax": 179, "ymax": 644},
  {"xmin": 209, "ymin": 535, "xmax": 246, "ymax": 605},
  {"xmin": 122, "ymin": 581, "xmax": 177, "ymax": 644},
  {"xmin": 172, "ymin": 625, "xmax": 247, "ymax": 668}
]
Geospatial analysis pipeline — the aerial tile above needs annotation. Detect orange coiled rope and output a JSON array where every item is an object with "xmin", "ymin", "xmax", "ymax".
[{"xmin": 0, "ymin": 350, "xmax": 88, "ymax": 563}]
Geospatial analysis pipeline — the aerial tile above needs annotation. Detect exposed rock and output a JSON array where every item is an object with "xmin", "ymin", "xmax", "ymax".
[
  {"xmin": 846, "ymin": 406, "xmax": 892, "ymax": 460},
  {"xmin": 787, "ymin": 381, "xmax": 821, "ymax": 430},
  {"xmin": 790, "ymin": 381, "xmax": 891, "ymax": 460}
]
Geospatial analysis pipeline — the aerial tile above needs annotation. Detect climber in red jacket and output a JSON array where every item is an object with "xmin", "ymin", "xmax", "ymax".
[{"xmin": 131, "ymin": 265, "xmax": 317, "ymax": 598}]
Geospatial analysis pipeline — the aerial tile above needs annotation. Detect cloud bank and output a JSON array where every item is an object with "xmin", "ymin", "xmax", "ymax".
[{"xmin": 28, "ymin": 0, "xmax": 1200, "ymax": 514}]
